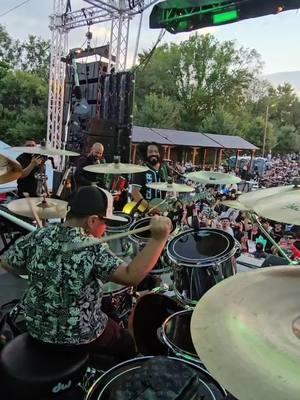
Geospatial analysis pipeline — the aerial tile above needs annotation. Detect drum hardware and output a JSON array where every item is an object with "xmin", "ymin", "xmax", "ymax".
[
  {"xmin": 191, "ymin": 266, "xmax": 300, "ymax": 400},
  {"xmin": 0, "ymin": 154, "xmax": 22, "ymax": 184}
]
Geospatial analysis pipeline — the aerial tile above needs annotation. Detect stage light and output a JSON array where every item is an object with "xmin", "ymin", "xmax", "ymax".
[{"xmin": 213, "ymin": 10, "xmax": 239, "ymax": 25}]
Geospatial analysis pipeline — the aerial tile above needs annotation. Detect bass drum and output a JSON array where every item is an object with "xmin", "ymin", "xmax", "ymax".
[
  {"xmin": 105, "ymin": 212, "xmax": 133, "ymax": 257},
  {"xmin": 167, "ymin": 228, "xmax": 239, "ymax": 305},
  {"xmin": 129, "ymin": 217, "xmax": 171, "ymax": 275},
  {"xmin": 130, "ymin": 293, "xmax": 185, "ymax": 356},
  {"xmin": 101, "ymin": 282, "xmax": 132, "ymax": 324},
  {"xmin": 85, "ymin": 356, "xmax": 227, "ymax": 400}
]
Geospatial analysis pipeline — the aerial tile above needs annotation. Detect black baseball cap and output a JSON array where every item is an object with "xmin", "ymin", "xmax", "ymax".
[{"xmin": 69, "ymin": 186, "xmax": 126, "ymax": 222}]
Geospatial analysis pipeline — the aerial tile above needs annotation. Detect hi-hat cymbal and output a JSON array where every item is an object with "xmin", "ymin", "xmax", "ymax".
[
  {"xmin": 191, "ymin": 266, "xmax": 300, "ymax": 400},
  {"xmin": 0, "ymin": 154, "xmax": 22, "ymax": 184},
  {"xmin": 221, "ymin": 199, "xmax": 250, "ymax": 211},
  {"xmin": 84, "ymin": 163, "xmax": 149, "ymax": 175},
  {"xmin": 10, "ymin": 145, "xmax": 80, "ymax": 157},
  {"xmin": 186, "ymin": 171, "xmax": 241, "ymax": 185},
  {"xmin": 146, "ymin": 182, "xmax": 195, "ymax": 193},
  {"xmin": 253, "ymin": 187, "xmax": 300, "ymax": 224},
  {"xmin": 239, "ymin": 185, "xmax": 293, "ymax": 209},
  {"xmin": 7, "ymin": 198, "xmax": 68, "ymax": 219}
]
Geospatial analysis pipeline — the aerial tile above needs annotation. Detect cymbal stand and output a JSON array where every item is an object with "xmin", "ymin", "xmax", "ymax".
[{"xmin": 250, "ymin": 213, "xmax": 295, "ymax": 264}]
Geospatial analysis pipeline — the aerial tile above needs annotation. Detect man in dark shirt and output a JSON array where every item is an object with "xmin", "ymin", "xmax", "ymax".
[
  {"xmin": 132, "ymin": 143, "xmax": 169, "ymax": 209},
  {"xmin": 74, "ymin": 142, "xmax": 106, "ymax": 189},
  {"xmin": 16, "ymin": 139, "xmax": 44, "ymax": 197}
]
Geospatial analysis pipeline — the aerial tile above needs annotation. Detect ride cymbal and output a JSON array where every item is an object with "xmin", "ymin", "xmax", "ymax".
[
  {"xmin": 10, "ymin": 146, "xmax": 79, "ymax": 157},
  {"xmin": 186, "ymin": 171, "xmax": 241, "ymax": 185},
  {"xmin": 0, "ymin": 154, "xmax": 22, "ymax": 184},
  {"xmin": 7, "ymin": 198, "xmax": 68, "ymax": 220},
  {"xmin": 84, "ymin": 163, "xmax": 149, "ymax": 175},
  {"xmin": 239, "ymin": 185, "xmax": 293, "ymax": 209},
  {"xmin": 146, "ymin": 182, "xmax": 195, "ymax": 193},
  {"xmin": 191, "ymin": 266, "xmax": 300, "ymax": 400}
]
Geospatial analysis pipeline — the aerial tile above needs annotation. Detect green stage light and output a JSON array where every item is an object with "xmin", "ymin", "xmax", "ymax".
[{"xmin": 213, "ymin": 10, "xmax": 239, "ymax": 25}]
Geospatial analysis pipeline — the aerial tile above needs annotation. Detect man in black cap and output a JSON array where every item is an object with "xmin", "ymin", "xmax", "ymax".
[{"xmin": 2, "ymin": 186, "xmax": 171, "ymax": 360}]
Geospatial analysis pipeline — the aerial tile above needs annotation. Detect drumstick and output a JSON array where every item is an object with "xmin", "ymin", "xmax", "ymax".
[
  {"xmin": 61, "ymin": 224, "xmax": 152, "ymax": 253},
  {"xmin": 23, "ymin": 193, "xmax": 43, "ymax": 228}
]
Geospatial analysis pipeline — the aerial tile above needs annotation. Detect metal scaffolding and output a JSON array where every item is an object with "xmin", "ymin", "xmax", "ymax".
[{"xmin": 47, "ymin": 0, "xmax": 159, "ymax": 151}]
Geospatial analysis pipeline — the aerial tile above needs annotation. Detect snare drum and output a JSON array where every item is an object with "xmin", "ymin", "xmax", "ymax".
[
  {"xmin": 167, "ymin": 228, "xmax": 239, "ymax": 305},
  {"xmin": 105, "ymin": 212, "xmax": 133, "ymax": 257},
  {"xmin": 85, "ymin": 356, "xmax": 227, "ymax": 400},
  {"xmin": 102, "ymin": 282, "xmax": 132, "ymax": 323},
  {"xmin": 129, "ymin": 217, "xmax": 171, "ymax": 274}
]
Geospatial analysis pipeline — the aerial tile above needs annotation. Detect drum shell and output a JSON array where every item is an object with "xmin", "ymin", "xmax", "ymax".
[
  {"xmin": 167, "ymin": 229, "xmax": 239, "ymax": 305},
  {"xmin": 105, "ymin": 212, "xmax": 133, "ymax": 257},
  {"xmin": 85, "ymin": 356, "xmax": 227, "ymax": 400},
  {"xmin": 162, "ymin": 309, "xmax": 201, "ymax": 365},
  {"xmin": 129, "ymin": 217, "xmax": 171, "ymax": 275}
]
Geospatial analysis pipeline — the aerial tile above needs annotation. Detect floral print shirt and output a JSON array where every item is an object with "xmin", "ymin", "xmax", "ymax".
[{"xmin": 4, "ymin": 225, "xmax": 123, "ymax": 345}]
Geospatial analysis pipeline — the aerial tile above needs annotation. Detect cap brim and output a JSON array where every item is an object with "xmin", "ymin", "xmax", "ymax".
[{"xmin": 104, "ymin": 215, "xmax": 128, "ymax": 222}]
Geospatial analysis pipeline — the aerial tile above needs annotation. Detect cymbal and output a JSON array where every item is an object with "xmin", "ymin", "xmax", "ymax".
[
  {"xmin": 186, "ymin": 171, "xmax": 241, "ymax": 185},
  {"xmin": 191, "ymin": 266, "xmax": 300, "ymax": 400},
  {"xmin": 146, "ymin": 182, "xmax": 195, "ymax": 193},
  {"xmin": 0, "ymin": 154, "xmax": 22, "ymax": 184},
  {"xmin": 84, "ymin": 163, "xmax": 149, "ymax": 175},
  {"xmin": 253, "ymin": 187, "xmax": 300, "ymax": 224},
  {"xmin": 10, "ymin": 145, "xmax": 80, "ymax": 157},
  {"xmin": 221, "ymin": 199, "xmax": 250, "ymax": 211},
  {"xmin": 239, "ymin": 185, "xmax": 292, "ymax": 209},
  {"xmin": 7, "ymin": 198, "xmax": 68, "ymax": 220}
]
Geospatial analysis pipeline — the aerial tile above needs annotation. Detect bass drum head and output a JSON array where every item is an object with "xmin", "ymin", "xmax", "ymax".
[
  {"xmin": 168, "ymin": 229, "xmax": 236, "ymax": 267},
  {"xmin": 85, "ymin": 356, "xmax": 227, "ymax": 400},
  {"xmin": 131, "ymin": 293, "xmax": 185, "ymax": 356},
  {"xmin": 105, "ymin": 212, "xmax": 133, "ymax": 231}
]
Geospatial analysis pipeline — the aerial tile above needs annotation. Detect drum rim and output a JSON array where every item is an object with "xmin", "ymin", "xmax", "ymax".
[
  {"xmin": 106, "ymin": 211, "xmax": 133, "ymax": 232},
  {"xmin": 129, "ymin": 217, "xmax": 152, "ymax": 241},
  {"xmin": 85, "ymin": 356, "xmax": 226, "ymax": 400},
  {"xmin": 102, "ymin": 285, "xmax": 131, "ymax": 296},
  {"xmin": 167, "ymin": 228, "xmax": 238, "ymax": 267},
  {"xmin": 162, "ymin": 309, "xmax": 198, "ymax": 361}
]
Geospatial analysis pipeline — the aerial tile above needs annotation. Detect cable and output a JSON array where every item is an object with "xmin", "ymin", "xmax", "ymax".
[
  {"xmin": 133, "ymin": 29, "xmax": 166, "ymax": 72},
  {"xmin": 0, "ymin": 0, "xmax": 32, "ymax": 18}
]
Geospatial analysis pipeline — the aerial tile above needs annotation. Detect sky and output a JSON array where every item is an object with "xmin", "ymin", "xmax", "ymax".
[{"xmin": 0, "ymin": 0, "xmax": 300, "ymax": 75}]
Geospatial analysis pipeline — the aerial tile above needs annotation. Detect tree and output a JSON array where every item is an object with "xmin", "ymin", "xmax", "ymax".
[
  {"xmin": 135, "ymin": 33, "xmax": 263, "ymax": 131},
  {"xmin": 274, "ymin": 125, "xmax": 300, "ymax": 153},
  {"xmin": 243, "ymin": 116, "xmax": 277, "ymax": 152},
  {"xmin": 134, "ymin": 93, "xmax": 181, "ymax": 128},
  {"xmin": 19, "ymin": 35, "xmax": 50, "ymax": 80},
  {"xmin": 200, "ymin": 106, "xmax": 239, "ymax": 136}
]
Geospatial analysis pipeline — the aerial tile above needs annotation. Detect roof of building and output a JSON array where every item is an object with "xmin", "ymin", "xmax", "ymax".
[{"xmin": 132, "ymin": 126, "xmax": 258, "ymax": 150}]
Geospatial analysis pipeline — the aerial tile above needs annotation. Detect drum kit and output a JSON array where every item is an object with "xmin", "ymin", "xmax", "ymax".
[{"xmin": 2, "ymin": 149, "xmax": 300, "ymax": 399}]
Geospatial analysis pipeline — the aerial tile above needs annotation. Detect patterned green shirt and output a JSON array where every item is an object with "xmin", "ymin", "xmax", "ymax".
[{"xmin": 4, "ymin": 225, "xmax": 123, "ymax": 345}]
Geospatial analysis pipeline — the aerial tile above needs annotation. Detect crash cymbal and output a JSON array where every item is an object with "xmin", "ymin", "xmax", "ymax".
[
  {"xmin": 146, "ymin": 182, "xmax": 195, "ymax": 193},
  {"xmin": 186, "ymin": 171, "xmax": 241, "ymax": 185},
  {"xmin": 84, "ymin": 163, "xmax": 149, "ymax": 175},
  {"xmin": 221, "ymin": 199, "xmax": 250, "ymax": 211},
  {"xmin": 0, "ymin": 154, "xmax": 22, "ymax": 184},
  {"xmin": 239, "ymin": 185, "xmax": 293, "ymax": 209},
  {"xmin": 191, "ymin": 266, "xmax": 300, "ymax": 400},
  {"xmin": 7, "ymin": 197, "xmax": 68, "ymax": 220},
  {"xmin": 253, "ymin": 187, "xmax": 300, "ymax": 224},
  {"xmin": 10, "ymin": 145, "xmax": 79, "ymax": 157}
]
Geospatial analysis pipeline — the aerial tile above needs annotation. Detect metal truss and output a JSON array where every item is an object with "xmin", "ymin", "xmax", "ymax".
[{"xmin": 47, "ymin": 0, "xmax": 159, "ymax": 153}]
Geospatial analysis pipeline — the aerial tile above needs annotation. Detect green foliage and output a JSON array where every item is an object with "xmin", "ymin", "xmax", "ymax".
[
  {"xmin": 134, "ymin": 93, "xmax": 181, "ymax": 128},
  {"xmin": 200, "ymin": 106, "xmax": 239, "ymax": 136},
  {"xmin": 274, "ymin": 125, "xmax": 300, "ymax": 153}
]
